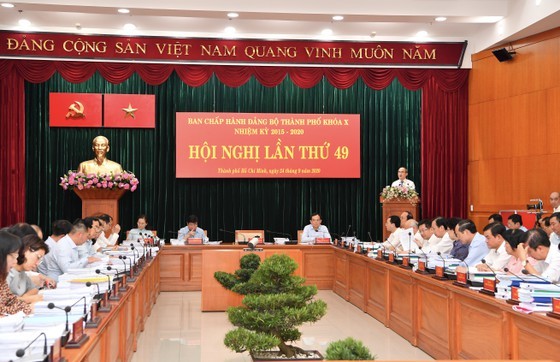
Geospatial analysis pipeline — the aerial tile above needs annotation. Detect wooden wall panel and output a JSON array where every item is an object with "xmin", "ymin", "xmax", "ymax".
[
  {"xmin": 388, "ymin": 271, "xmax": 415, "ymax": 343},
  {"xmin": 333, "ymin": 252, "xmax": 349, "ymax": 299},
  {"xmin": 348, "ymin": 257, "xmax": 367, "ymax": 311},
  {"xmin": 510, "ymin": 314, "xmax": 560, "ymax": 360},
  {"xmin": 302, "ymin": 249, "xmax": 334, "ymax": 289},
  {"xmin": 366, "ymin": 263, "xmax": 387, "ymax": 324},
  {"xmin": 415, "ymin": 280, "xmax": 451, "ymax": 359},
  {"xmin": 468, "ymin": 27, "xmax": 560, "ymax": 225}
]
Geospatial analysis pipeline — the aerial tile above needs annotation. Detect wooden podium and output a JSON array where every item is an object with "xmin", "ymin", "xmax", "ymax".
[
  {"xmin": 74, "ymin": 189, "xmax": 127, "ymax": 224},
  {"xmin": 380, "ymin": 197, "xmax": 420, "ymax": 241}
]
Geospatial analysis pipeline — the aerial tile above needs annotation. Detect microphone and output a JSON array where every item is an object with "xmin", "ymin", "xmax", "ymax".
[
  {"xmin": 404, "ymin": 232, "xmax": 414, "ymax": 268},
  {"xmin": 123, "ymin": 254, "xmax": 136, "ymax": 282},
  {"xmin": 521, "ymin": 269, "xmax": 560, "ymax": 286},
  {"xmin": 367, "ymin": 232, "xmax": 373, "ymax": 243},
  {"xmin": 343, "ymin": 224, "xmax": 351, "ymax": 238},
  {"xmin": 117, "ymin": 255, "xmax": 128, "ymax": 275},
  {"xmin": 105, "ymin": 266, "xmax": 121, "ymax": 300},
  {"xmin": 504, "ymin": 267, "xmax": 529, "ymax": 282},
  {"xmin": 95, "ymin": 268, "xmax": 112, "ymax": 294},
  {"xmin": 69, "ymin": 295, "xmax": 88, "ymax": 319},
  {"xmin": 15, "ymin": 332, "xmax": 48, "ymax": 359},
  {"xmin": 85, "ymin": 281, "xmax": 101, "ymax": 297},
  {"xmin": 48, "ymin": 302, "xmax": 71, "ymax": 345},
  {"xmin": 481, "ymin": 259, "xmax": 497, "ymax": 278},
  {"xmin": 129, "ymin": 244, "xmax": 141, "ymax": 269}
]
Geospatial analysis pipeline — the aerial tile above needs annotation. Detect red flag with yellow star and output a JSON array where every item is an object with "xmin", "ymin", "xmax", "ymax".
[
  {"xmin": 49, "ymin": 93, "xmax": 102, "ymax": 127},
  {"xmin": 103, "ymin": 94, "xmax": 155, "ymax": 128}
]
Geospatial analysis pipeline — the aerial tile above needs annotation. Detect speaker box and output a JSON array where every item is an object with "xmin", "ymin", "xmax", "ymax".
[{"xmin": 492, "ymin": 48, "xmax": 515, "ymax": 62}]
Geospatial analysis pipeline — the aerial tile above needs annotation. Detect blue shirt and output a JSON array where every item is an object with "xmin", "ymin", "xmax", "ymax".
[
  {"xmin": 461, "ymin": 232, "xmax": 490, "ymax": 267},
  {"xmin": 177, "ymin": 226, "xmax": 208, "ymax": 242},
  {"xmin": 450, "ymin": 239, "xmax": 469, "ymax": 260},
  {"xmin": 301, "ymin": 224, "xmax": 331, "ymax": 243}
]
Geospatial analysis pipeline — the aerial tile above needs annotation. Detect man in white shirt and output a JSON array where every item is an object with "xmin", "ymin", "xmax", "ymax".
[
  {"xmin": 519, "ymin": 228, "xmax": 560, "ymax": 283},
  {"xmin": 548, "ymin": 213, "xmax": 560, "ymax": 247},
  {"xmin": 414, "ymin": 219, "xmax": 433, "ymax": 249},
  {"xmin": 550, "ymin": 192, "xmax": 560, "ymax": 213},
  {"xmin": 507, "ymin": 214, "xmax": 528, "ymax": 232},
  {"xmin": 476, "ymin": 222, "xmax": 511, "ymax": 271},
  {"xmin": 95, "ymin": 214, "xmax": 120, "ymax": 250},
  {"xmin": 40, "ymin": 221, "xmax": 102, "ymax": 281},
  {"xmin": 398, "ymin": 219, "xmax": 420, "ymax": 252},
  {"xmin": 78, "ymin": 216, "xmax": 103, "ymax": 258},
  {"xmin": 390, "ymin": 167, "xmax": 415, "ymax": 190},
  {"xmin": 301, "ymin": 213, "xmax": 331, "ymax": 243},
  {"xmin": 382, "ymin": 215, "xmax": 403, "ymax": 250},
  {"xmin": 430, "ymin": 217, "xmax": 454, "ymax": 255},
  {"xmin": 38, "ymin": 219, "xmax": 72, "ymax": 277}
]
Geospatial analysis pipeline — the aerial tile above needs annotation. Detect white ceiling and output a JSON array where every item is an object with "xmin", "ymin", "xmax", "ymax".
[{"xmin": 1, "ymin": 0, "xmax": 560, "ymax": 68}]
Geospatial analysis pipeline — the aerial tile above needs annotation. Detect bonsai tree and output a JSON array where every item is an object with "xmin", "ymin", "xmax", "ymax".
[
  {"xmin": 214, "ymin": 253, "xmax": 261, "ymax": 292},
  {"xmin": 325, "ymin": 337, "xmax": 375, "ymax": 360},
  {"xmin": 216, "ymin": 253, "xmax": 327, "ymax": 358}
]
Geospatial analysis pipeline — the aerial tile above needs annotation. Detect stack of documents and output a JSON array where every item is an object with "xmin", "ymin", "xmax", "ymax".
[
  {"xmin": 516, "ymin": 283, "xmax": 560, "ymax": 312},
  {"xmin": 0, "ymin": 325, "xmax": 65, "ymax": 362}
]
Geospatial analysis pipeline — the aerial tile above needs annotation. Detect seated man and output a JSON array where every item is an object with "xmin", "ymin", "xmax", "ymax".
[
  {"xmin": 548, "ymin": 212, "xmax": 560, "ymax": 247},
  {"xmin": 476, "ymin": 222, "xmax": 512, "ymax": 272},
  {"xmin": 77, "ymin": 216, "xmax": 102, "ymax": 258},
  {"xmin": 456, "ymin": 219, "xmax": 490, "ymax": 267},
  {"xmin": 301, "ymin": 213, "xmax": 331, "ymax": 243},
  {"xmin": 414, "ymin": 219, "xmax": 433, "ymax": 250},
  {"xmin": 538, "ymin": 216, "xmax": 553, "ymax": 237},
  {"xmin": 40, "ymin": 220, "xmax": 102, "ymax": 281},
  {"xmin": 488, "ymin": 213, "xmax": 503, "ymax": 224},
  {"xmin": 400, "ymin": 211, "xmax": 413, "ymax": 227},
  {"xmin": 38, "ymin": 219, "xmax": 72, "ymax": 278},
  {"xmin": 178, "ymin": 215, "xmax": 208, "ymax": 242},
  {"xmin": 518, "ymin": 228, "xmax": 560, "ymax": 283},
  {"xmin": 398, "ymin": 219, "xmax": 420, "ymax": 252},
  {"xmin": 550, "ymin": 191, "xmax": 560, "ymax": 213},
  {"xmin": 507, "ymin": 214, "xmax": 528, "ymax": 232},
  {"xmin": 430, "ymin": 217, "xmax": 454, "ymax": 255},
  {"xmin": 94, "ymin": 214, "xmax": 120, "ymax": 250},
  {"xmin": 382, "ymin": 215, "xmax": 403, "ymax": 251},
  {"xmin": 448, "ymin": 217, "xmax": 469, "ymax": 260}
]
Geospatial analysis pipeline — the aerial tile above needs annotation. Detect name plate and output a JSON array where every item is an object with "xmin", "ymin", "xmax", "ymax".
[
  {"xmin": 553, "ymin": 298, "xmax": 560, "ymax": 314},
  {"xmin": 388, "ymin": 253, "xmax": 395, "ymax": 263},
  {"xmin": 70, "ymin": 318, "xmax": 84, "ymax": 343},
  {"xmin": 50, "ymin": 337, "xmax": 62, "ymax": 362},
  {"xmin": 456, "ymin": 271, "xmax": 467, "ymax": 285},
  {"xmin": 418, "ymin": 260, "xmax": 426, "ymax": 272},
  {"xmin": 315, "ymin": 237, "xmax": 330, "ymax": 244},
  {"xmin": 188, "ymin": 238, "xmax": 203, "ymax": 245},
  {"xmin": 435, "ymin": 266, "xmax": 444, "ymax": 278},
  {"xmin": 511, "ymin": 286, "xmax": 520, "ymax": 301},
  {"xmin": 483, "ymin": 278, "xmax": 496, "ymax": 293},
  {"xmin": 402, "ymin": 256, "xmax": 409, "ymax": 267}
]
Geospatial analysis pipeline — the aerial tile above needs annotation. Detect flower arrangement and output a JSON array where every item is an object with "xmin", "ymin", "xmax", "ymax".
[
  {"xmin": 380, "ymin": 185, "xmax": 419, "ymax": 201},
  {"xmin": 59, "ymin": 170, "xmax": 139, "ymax": 192}
]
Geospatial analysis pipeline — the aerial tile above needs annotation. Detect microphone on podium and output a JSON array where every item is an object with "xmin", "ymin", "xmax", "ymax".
[
  {"xmin": 521, "ymin": 269, "xmax": 560, "ymax": 287},
  {"xmin": 47, "ymin": 302, "xmax": 71, "ymax": 345},
  {"xmin": 15, "ymin": 332, "xmax": 48, "ymax": 359},
  {"xmin": 248, "ymin": 236, "xmax": 261, "ymax": 250},
  {"xmin": 481, "ymin": 259, "xmax": 497, "ymax": 278}
]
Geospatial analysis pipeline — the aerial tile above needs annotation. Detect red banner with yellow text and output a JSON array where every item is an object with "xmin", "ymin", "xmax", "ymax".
[
  {"xmin": 1, "ymin": 31, "xmax": 467, "ymax": 67},
  {"xmin": 176, "ymin": 113, "xmax": 360, "ymax": 178}
]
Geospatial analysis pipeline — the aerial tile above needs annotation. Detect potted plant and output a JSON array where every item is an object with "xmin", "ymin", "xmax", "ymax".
[
  {"xmin": 324, "ymin": 337, "xmax": 375, "ymax": 360},
  {"xmin": 215, "ymin": 253, "xmax": 327, "ymax": 360}
]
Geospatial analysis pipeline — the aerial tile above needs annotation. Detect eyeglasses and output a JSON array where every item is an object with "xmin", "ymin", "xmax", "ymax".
[{"xmin": 30, "ymin": 249, "xmax": 44, "ymax": 263}]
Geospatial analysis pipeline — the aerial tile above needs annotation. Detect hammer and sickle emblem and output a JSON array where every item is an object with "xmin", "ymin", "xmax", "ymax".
[{"xmin": 65, "ymin": 101, "xmax": 85, "ymax": 119}]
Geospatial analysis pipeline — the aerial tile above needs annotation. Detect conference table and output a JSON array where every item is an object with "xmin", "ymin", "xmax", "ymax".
[
  {"xmin": 159, "ymin": 243, "xmax": 560, "ymax": 361},
  {"xmin": 60, "ymin": 253, "xmax": 160, "ymax": 362}
]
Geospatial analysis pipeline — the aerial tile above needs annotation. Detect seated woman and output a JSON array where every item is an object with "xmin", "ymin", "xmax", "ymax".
[
  {"xmin": 127, "ymin": 214, "xmax": 154, "ymax": 241},
  {"xmin": 0, "ymin": 230, "xmax": 33, "ymax": 315},
  {"xmin": 7, "ymin": 234, "xmax": 51, "ymax": 303}
]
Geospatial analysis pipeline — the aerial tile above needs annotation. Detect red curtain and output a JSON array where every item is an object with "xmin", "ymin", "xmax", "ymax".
[
  {"xmin": 0, "ymin": 69, "xmax": 26, "ymax": 225},
  {"xmin": 0, "ymin": 59, "xmax": 468, "ymax": 225}
]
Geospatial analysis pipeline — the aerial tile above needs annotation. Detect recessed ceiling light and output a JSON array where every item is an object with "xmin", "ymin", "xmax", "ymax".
[
  {"xmin": 18, "ymin": 18, "xmax": 31, "ymax": 27},
  {"xmin": 227, "ymin": 12, "xmax": 239, "ymax": 18},
  {"xmin": 123, "ymin": 23, "xmax": 136, "ymax": 31},
  {"xmin": 332, "ymin": 15, "xmax": 344, "ymax": 21},
  {"xmin": 435, "ymin": 16, "xmax": 447, "ymax": 22},
  {"xmin": 118, "ymin": 8, "xmax": 130, "ymax": 14},
  {"xmin": 369, "ymin": 31, "xmax": 377, "ymax": 38},
  {"xmin": 321, "ymin": 28, "xmax": 333, "ymax": 36},
  {"xmin": 1, "ymin": 3, "xmax": 15, "ymax": 8},
  {"xmin": 224, "ymin": 26, "xmax": 236, "ymax": 34},
  {"xmin": 416, "ymin": 30, "xmax": 428, "ymax": 37}
]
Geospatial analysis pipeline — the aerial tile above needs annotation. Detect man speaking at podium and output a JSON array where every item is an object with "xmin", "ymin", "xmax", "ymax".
[
  {"xmin": 391, "ymin": 167, "xmax": 415, "ymax": 190},
  {"xmin": 302, "ymin": 213, "xmax": 331, "ymax": 243}
]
